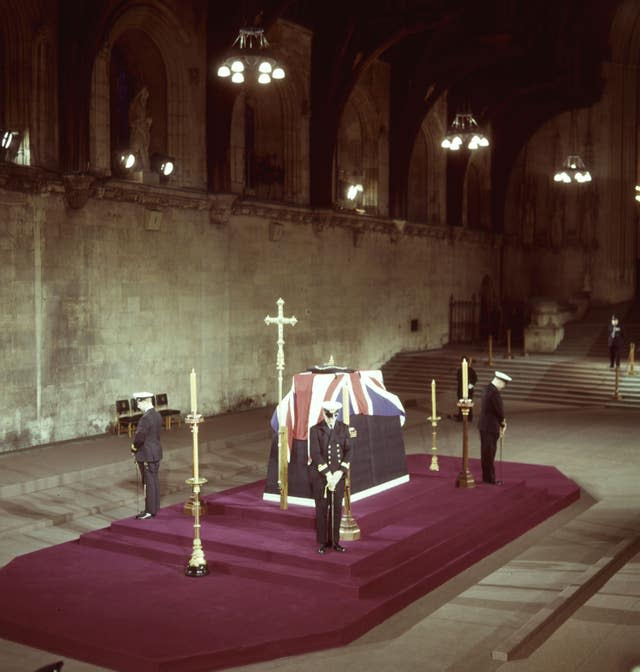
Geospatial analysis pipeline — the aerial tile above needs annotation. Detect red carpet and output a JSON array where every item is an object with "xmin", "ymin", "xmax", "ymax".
[{"xmin": 0, "ymin": 454, "xmax": 580, "ymax": 672}]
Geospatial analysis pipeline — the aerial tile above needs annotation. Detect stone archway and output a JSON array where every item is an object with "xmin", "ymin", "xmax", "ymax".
[{"xmin": 89, "ymin": 4, "xmax": 193, "ymax": 184}]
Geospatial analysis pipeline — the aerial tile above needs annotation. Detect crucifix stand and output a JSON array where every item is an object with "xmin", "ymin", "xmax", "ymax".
[{"xmin": 265, "ymin": 297, "xmax": 297, "ymax": 509}]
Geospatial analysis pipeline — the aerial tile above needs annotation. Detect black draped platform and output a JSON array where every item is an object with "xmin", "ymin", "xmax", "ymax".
[{"xmin": 264, "ymin": 414, "xmax": 408, "ymax": 505}]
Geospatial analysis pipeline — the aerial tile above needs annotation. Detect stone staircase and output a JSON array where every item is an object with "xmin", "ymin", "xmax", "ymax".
[{"xmin": 381, "ymin": 302, "xmax": 640, "ymax": 411}]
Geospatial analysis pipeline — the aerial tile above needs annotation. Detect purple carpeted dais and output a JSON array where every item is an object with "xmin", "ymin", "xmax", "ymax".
[{"xmin": 0, "ymin": 455, "xmax": 579, "ymax": 672}]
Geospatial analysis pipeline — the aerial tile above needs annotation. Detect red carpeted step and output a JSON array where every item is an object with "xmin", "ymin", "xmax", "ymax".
[{"xmin": 0, "ymin": 454, "xmax": 581, "ymax": 672}]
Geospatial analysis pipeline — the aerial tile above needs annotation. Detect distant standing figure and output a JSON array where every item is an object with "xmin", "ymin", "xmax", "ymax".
[
  {"xmin": 456, "ymin": 356, "xmax": 478, "ymax": 421},
  {"xmin": 478, "ymin": 371, "xmax": 511, "ymax": 485},
  {"xmin": 131, "ymin": 391, "xmax": 163, "ymax": 519},
  {"xmin": 608, "ymin": 315, "xmax": 624, "ymax": 368},
  {"xmin": 128, "ymin": 86, "xmax": 152, "ymax": 170}
]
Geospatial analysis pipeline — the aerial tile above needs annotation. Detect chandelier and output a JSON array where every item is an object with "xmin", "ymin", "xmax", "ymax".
[
  {"xmin": 217, "ymin": 27, "xmax": 285, "ymax": 85},
  {"xmin": 553, "ymin": 108, "xmax": 592, "ymax": 185},
  {"xmin": 441, "ymin": 112, "xmax": 489, "ymax": 151},
  {"xmin": 553, "ymin": 154, "xmax": 592, "ymax": 184}
]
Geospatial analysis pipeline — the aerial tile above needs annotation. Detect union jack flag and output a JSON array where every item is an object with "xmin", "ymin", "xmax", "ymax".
[{"xmin": 270, "ymin": 370, "xmax": 406, "ymax": 460}]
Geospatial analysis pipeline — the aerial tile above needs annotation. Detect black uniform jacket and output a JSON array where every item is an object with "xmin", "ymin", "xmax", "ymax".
[
  {"xmin": 608, "ymin": 324, "xmax": 623, "ymax": 347},
  {"xmin": 477, "ymin": 383, "xmax": 505, "ymax": 435},
  {"xmin": 308, "ymin": 420, "xmax": 352, "ymax": 480},
  {"xmin": 133, "ymin": 408, "xmax": 163, "ymax": 462}
]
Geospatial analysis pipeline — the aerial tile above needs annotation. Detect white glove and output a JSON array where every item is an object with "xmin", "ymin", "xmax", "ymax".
[
  {"xmin": 325, "ymin": 471, "xmax": 335, "ymax": 492},
  {"xmin": 332, "ymin": 471, "xmax": 343, "ymax": 487}
]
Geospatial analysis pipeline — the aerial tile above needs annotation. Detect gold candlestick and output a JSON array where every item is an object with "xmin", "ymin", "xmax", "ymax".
[
  {"xmin": 185, "ymin": 410, "xmax": 208, "ymax": 577},
  {"xmin": 427, "ymin": 413, "xmax": 440, "ymax": 471},
  {"xmin": 487, "ymin": 335, "xmax": 494, "ymax": 366},
  {"xmin": 627, "ymin": 343, "xmax": 636, "ymax": 376},
  {"xmin": 506, "ymin": 329, "xmax": 513, "ymax": 359},
  {"xmin": 456, "ymin": 399, "xmax": 475, "ymax": 488},
  {"xmin": 613, "ymin": 365, "xmax": 621, "ymax": 400}
]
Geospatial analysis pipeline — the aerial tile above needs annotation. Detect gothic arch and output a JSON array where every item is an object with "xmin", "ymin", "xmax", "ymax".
[
  {"xmin": 31, "ymin": 26, "xmax": 58, "ymax": 169},
  {"xmin": 223, "ymin": 20, "xmax": 310, "ymax": 203},
  {"xmin": 89, "ymin": 4, "xmax": 191, "ymax": 183},
  {"xmin": 335, "ymin": 84, "xmax": 381, "ymax": 214},
  {"xmin": 0, "ymin": 1, "xmax": 33, "ymax": 159},
  {"xmin": 407, "ymin": 100, "xmax": 446, "ymax": 226}
]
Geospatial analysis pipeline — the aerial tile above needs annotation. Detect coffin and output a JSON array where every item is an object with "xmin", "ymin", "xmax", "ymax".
[{"xmin": 263, "ymin": 369, "xmax": 408, "ymax": 506}]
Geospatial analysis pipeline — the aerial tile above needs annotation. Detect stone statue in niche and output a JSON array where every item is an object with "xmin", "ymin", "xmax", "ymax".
[{"xmin": 128, "ymin": 86, "xmax": 152, "ymax": 170}]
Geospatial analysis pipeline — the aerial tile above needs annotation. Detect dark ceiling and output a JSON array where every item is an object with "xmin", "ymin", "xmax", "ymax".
[{"xmin": 206, "ymin": 0, "xmax": 622, "ymax": 219}]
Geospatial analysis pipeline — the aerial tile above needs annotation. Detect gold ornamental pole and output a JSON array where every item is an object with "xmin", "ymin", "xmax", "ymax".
[
  {"xmin": 428, "ymin": 379, "xmax": 440, "ymax": 471},
  {"xmin": 487, "ymin": 335, "xmax": 494, "ymax": 366},
  {"xmin": 185, "ymin": 369, "xmax": 208, "ymax": 577},
  {"xmin": 339, "ymin": 381, "xmax": 361, "ymax": 541},
  {"xmin": 627, "ymin": 342, "xmax": 636, "ymax": 376},
  {"xmin": 278, "ymin": 425, "xmax": 288, "ymax": 510},
  {"xmin": 456, "ymin": 359, "xmax": 475, "ymax": 488},
  {"xmin": 506, "ymin": 329, "xmax": 513, "ymax": 359},
  {"xmin": 613, "ymin": 364, "xmax": 621, "ymax": 400}
]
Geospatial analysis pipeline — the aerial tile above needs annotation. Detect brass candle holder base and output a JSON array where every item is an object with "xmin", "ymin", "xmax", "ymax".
[
  {"xmin": 456, "ymin": 399, "xmax": 475, "ymax": 489},
  {"xmin": 185, "ymin": 475, "xmax": 209, "ymax": 577},
  {"xmin": 427, "ymin": 415, "xmax": 441, "ymax": 471},
  {"xmin": 339, "ymin": 467, "xmax": 361, "ymax": 541}
]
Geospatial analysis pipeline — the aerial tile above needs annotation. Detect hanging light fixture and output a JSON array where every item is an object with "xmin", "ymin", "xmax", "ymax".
[
  {"xmin": 441, "ymin": 112, "xmax": 489, "ymax": 151},
  {"xmin": 553, "ymin": 154, "xmax": 592, "ymax": 184},
  {"xmin": 217, "ymin": 27, "xmax": 285, "ymax": 85},
  {"xmin": 553, "ymin": 109, "xmax": 592, "ymax": 185}
]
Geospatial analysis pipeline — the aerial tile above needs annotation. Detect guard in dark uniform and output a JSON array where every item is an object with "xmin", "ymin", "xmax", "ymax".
[
  {"xmin": 131, "ymin": 391, "xmax": 163, "ymax": 519},
  {"xmin": 309, "ymin": 400, "xmax": 352, "ymax": 554},
  {"xmin": 608, "ymin": 315, "xmax": 624, "ymax": 368},
  {"xmin": 477, "ymin": 371, "xmax": 511, "ymax": 485}
]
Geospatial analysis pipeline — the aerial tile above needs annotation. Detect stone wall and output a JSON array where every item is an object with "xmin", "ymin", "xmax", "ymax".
[{"xmin": 1, "ymin": 185, "xmax": 497, "ymax": 452}]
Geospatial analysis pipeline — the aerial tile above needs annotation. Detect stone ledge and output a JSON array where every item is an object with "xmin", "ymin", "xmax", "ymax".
[{"xmin": 492, "ymin": 535, "xmax": 640, "ymax": 661}]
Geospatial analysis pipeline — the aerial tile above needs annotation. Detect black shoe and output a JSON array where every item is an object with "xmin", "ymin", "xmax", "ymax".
[
  {"xmin": 333, "ymin": 544, "xmax": 346, "ymax": 553},
  {"xmin": 317, "ymin": 544, "xmax": 327, "ymax": 555},
  {"xmin": 135, "ymin": 511, "xmax": 155, "ymax": 519}
]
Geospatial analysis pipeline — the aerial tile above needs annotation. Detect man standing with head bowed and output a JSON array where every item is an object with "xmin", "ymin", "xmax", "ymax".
[
  {"xmin": 309, "ymin": 400, "xmax": 352, "ymax": 554},
  {"xmin": 478, "ymin": 371, "xmax": 512, "ymax": 485},
  {"xmin": 131, "ymin": 392, "xmax": 163, "ymax": 519}
]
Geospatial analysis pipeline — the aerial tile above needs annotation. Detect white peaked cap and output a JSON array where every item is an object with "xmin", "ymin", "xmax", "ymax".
[
  {"xmin": 494, "ymin": 371, "xmax": 512, "ymax": 382},
  {"xmin": 321, "ymin": 400, "xmax": 342, "ymax": 413},
  {"xmin": 132, "ymin": 391, "xmax": 154, "ymax": 400}
]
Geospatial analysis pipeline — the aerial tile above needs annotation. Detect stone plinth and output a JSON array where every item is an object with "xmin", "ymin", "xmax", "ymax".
[{"xmin": 524, "ymin": 298, "xmax": 567, "ymax": 353}]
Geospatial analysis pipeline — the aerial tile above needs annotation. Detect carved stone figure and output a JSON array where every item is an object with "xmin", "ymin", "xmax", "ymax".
[{"xmin": 128, "ymin": 86, "xmax": 152, "ymax": 170}]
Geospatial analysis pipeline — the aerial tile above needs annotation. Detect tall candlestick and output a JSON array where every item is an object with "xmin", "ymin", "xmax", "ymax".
[
  {"xmin": 461, "ymin": 358, "xmax": 468, "ymax": 400},
  {"xmin": 431, "ymin": 379, "xmax": 437, "ymax": 418},
  {"xmin": 190, "ymin": 368, "xmax": 197, "ymax": 414}
]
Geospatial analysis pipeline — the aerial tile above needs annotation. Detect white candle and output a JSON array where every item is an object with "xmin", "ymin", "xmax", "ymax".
[
  {"xmin": 190, "ymin": 368, "xmax": 197, "ymax": 414},
  {"xmin": 431, "ymin": 379, "xmax": 437, "ymax": 418},
  {"xmin": 462, "ymin": 358, "xmax": 468, "ymax": 400},
  {"xmin": 342, "ymin": 382, "xmax": 350, "ymax": 425}
]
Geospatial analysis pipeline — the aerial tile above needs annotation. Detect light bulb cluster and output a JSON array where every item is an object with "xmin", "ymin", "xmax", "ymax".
[
  {"xmin": 441, "ymin": 113, "xmax": 489, "ymax": 151},
  {"xmin": 217, "ymin": 28, "xmax": 285, "ymax": 85},
  {"xmin": 553, "ymin": 154, "xmax": 592, "ymax": 184}
]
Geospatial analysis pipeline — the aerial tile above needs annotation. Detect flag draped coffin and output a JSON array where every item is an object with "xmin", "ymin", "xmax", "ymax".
[{"xmin": 264, "ymin": 370, "xmax": 409, "ymax": 506}]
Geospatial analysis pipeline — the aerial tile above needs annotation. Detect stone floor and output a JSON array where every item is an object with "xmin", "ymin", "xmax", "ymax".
[{"xmin": 1, "ymin": 395, "xmax": 639, "ymax": 672}]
